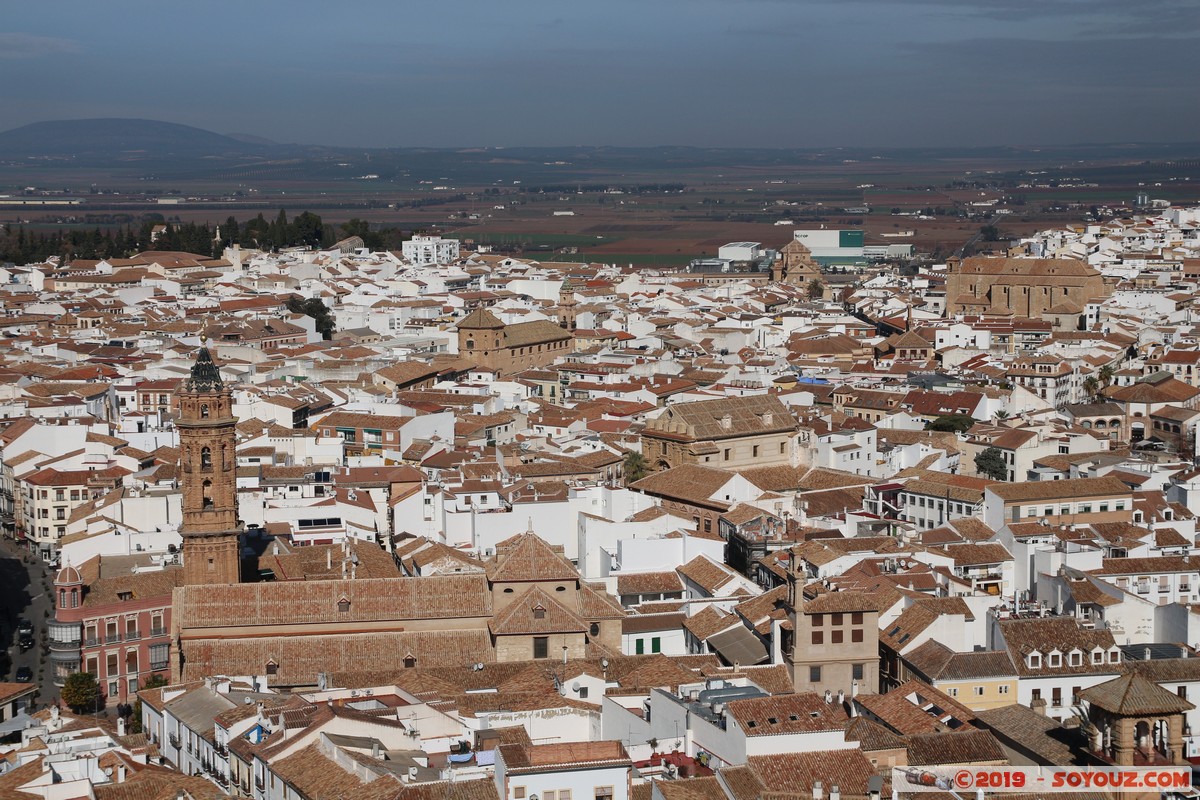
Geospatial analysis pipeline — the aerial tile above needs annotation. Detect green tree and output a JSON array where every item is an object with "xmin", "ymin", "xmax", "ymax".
[
  {"xmin": 927, "ymin": 414, "xmax": 976, "ymax": 433},
  {"xmin": 129, "ymin": 672, "xmax": 169, "ymax": 734},
  {"xmin": 286, "ymin": 296, "xmax": 335, "ymax": 340},
  {"xmin": 1082, "ymin": 376, "xmax": 1100, "ymax": 401},
  {"xmin": 1098, "ymin": 364, "xmax": 1116, "ymax": 388},
  {"xmin": 975, "ymin": 446, "xmax": 1008, "ymax": 481},
  {"xmin": 62, "ymin": 671, "xmax": 101, "ymax": 714},
  {"xmin": 624, "ymin": 452, "xmax": 648, "ymax": 484},
  {"xmin": 806, "ymin": 279, "xmax": 824, "ymax": 300}
]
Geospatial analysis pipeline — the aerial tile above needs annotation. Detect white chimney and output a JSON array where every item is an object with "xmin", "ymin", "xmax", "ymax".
[
  {"xmin": 837, "ymin": 689, "xmax": 845, "ymax": 706},
  {"xmin": 813, "ymin": 782, "xmax": 824, "ymax": 800},
  {"xmin": 830, "ymin": 786, "xmax": 840, "ymax": 800},
  {"xmin": 824, "ymin": 690, "xmax": 832, "ymax": 704}
]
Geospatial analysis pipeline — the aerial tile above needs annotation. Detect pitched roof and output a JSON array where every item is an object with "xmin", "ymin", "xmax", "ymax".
[
  {"xmin": 1079, "ymin": 671, "xmax": 1195, "ymax": 715},
  {"xmin": 487, "ymin": 533, "xmax": 579, "ymax": 583}
]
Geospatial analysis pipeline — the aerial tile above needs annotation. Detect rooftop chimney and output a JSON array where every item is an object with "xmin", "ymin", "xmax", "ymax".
[{"xmin": 812, "ymin": 782, "xmax": 824, "ymax": 800}]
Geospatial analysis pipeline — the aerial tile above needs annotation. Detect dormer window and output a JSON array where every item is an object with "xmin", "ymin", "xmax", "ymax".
[
  {"xmin": 721, "ymin": 413, "xmax": 732, "ymax": 430},
  {"xmin": 1091, "ymin": 648, "xmax": 1104, "ymax": 665},
  {"xmin": 1109, "ymin": 648, "xmax": 1121, "ymax": 664},
  {"xmin": 337, "ymin": 597, "xmax": 351, "ymax": 613},
  {"xmin": 266, "ymin": 660, "xmax": 278, "ymax": 676},
  {"xmin": 532, "ymin": 605, "xmax": 546, "ymax": 620},
  {"xmin": 403, "ymin": 654, "xmax": 417, "ymax": 668},
  {"xmin": 1027, "ymin": 652, "xmax": 1042, "ymax": 669},
  {"xmin": 1048, "ymin": 651, "xmax": 1062, "ymax": 668},
  {"xmin": 761, "ymin": 412, "xmax": 773, "ymax": 425},
  {"xmin": 1069, "ymin": 650, "xmax": 1082, "ymax": 667}
]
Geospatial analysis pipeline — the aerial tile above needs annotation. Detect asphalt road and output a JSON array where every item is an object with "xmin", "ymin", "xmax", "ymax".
[{"xmin": 1, "ymin": 539, "xmax": 59, "ymax": 707}]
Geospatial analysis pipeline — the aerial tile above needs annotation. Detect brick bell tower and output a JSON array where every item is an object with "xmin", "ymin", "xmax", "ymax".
[{"xmin": 179, "ymin": 339, "xmax": 242, "ymax": 585}]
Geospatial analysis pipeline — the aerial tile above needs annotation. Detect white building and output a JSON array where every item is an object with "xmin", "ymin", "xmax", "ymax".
[{"xmin": 402, "ymin": 234, "xmax": 461, "ymax": 266}]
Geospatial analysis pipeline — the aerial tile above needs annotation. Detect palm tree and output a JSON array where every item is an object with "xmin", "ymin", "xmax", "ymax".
[
  {"xmin": 806, "ymin": 279, "xmax": 824, "ymax": 301},
  {"xmin": 1082, "ymin": 376, "xmax": 1100, "ymax": 401},
  {"xmin": 1098, "ymin": 364, "xmax": 1116, "ymax": 388}
]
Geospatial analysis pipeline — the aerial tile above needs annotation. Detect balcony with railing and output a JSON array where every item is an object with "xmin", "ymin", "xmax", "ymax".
[
  {"xmin": 168, "ymin": 733, "xmax": 180, "ymax": 749},
  {"xmin": 150, "ymin": 626, "xmax": 167, "ymax": 638},
  {"xmin": 124, "ymin": 629, "xmax": 140, "ymax": 641},
  {"xmin": 104, "ymin": 633, "xmax": 122, "ymax": 644}
]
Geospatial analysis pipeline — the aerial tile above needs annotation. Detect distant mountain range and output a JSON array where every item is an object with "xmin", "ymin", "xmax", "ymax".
[
  {"xmin": 4, "ymin": 118, "xmax": 1200, "ymax": 164},
  {"xmin": 0, "ymin": 118, "xmax": 279, "ymax": 159}
]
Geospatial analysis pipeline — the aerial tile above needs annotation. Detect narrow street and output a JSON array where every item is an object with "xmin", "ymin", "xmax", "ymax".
[{"xmin": 0, "ymin": 538, "xmax": 60, "ymax": 708}]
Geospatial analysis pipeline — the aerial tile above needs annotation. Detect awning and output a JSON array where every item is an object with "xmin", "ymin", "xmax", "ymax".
[{"xmin": 708, "ymin": 625, "xmax": 769, "ymax": 666}]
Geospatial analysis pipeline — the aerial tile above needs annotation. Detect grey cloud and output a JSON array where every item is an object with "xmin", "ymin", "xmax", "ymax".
[{"xmin": 0, "ymin": 32, "xmax": 80, "ymax": 59}]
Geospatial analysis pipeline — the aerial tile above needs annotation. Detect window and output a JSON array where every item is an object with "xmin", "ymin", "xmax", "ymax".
[
  {"xmin": 1179, "ymin": 686, "xmax": 1189, "ymax": 701},
  {"xmin": 578, "ymin": 687, "xmax": 589, "ymax": 699},
  {"xmin": 1051, "ymin": 687, "xmax": 1062, "ymax": 707},
  {"xmin": 998, "ymin": 685, "xmax": 1009, "ymax": 695},
  {"xmin": 851, "ymin": 612, "xmax": 863, "ymax": 625},
  {"xmin": 723, "ymin": 449, "xmax": 731, "ymax": 461},
  {"xmin": 651, "ymin": 637, "xmax": 661, "ymax": 654},
  {"xmin": 403, "ymin": 655, "xmax": 417, "ymax": 668},
  {"xmin": 1048, "ymin": 652, "xmax": 1061, "ymax": 668},
  {"xmin": 809, "ymin": 666, "xmax": 821, "ymax": 683},
  {"xmin": 514, "ymin": 788, "xmax": 526, "ymax": 800},
  {"xmin": 852, "ymin": 663, "xmax": 864, "ymax": 681},
  {"xmin": 533, "ymin": 637, "xmax": 549, "ymax": 659},
  {"xmin": 811, "ymin": 631, "xmax": 824, "ymax": 645},
  {"xmin": 851, "ymin": 629, "xmax": 863, "ymax": 643},
  {"xmin": 948, "ymin": 687, "xmax": 958, "ymax": 697},
  {"xmin": 266, "ymin": 661, "xmax": 278, "ymax": 675},
  {"xmin": 533, "ymin": 606, "xmax": 546, "ymax": 620},
  {"xmin": 1028, "ymin": 653, "xmax": 1042, "ymax": 669},
  {"xmin": 831, "ymin": 630, "xmax": 844, "ymax": 644},
  {"xmin": 974, "ymin": 686, "xmax": 985, "ymax": 696},
  {"xmin": 812, "ymin": 614, "xmax": 823, "ymax": 626},
  {"xmin": 752, "ymin": 445, "xmax": 759, "ymax": 457},
  {"xmin": 337, "ymin": 599, "xmax": 350, "ymax": 613},
  {"xmin": 200, "ymin": 446, "xmax": 212, "ymax": 470},
  {"xmin": 1031, "ymin": 688, "xmax": 1041, "ymax": 701},
  {"xmin": 595, "ymin": 788, "xmax": 614, "ymax": 800}
]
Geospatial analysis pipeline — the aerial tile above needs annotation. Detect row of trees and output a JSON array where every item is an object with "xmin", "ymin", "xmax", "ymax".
[{"xmin": 0, "ymin": 212, "xmax": 415, "ymax": 264}]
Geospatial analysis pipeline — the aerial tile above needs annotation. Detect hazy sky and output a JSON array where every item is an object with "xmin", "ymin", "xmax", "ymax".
[{"xmin": 3, "ymin": 0, "xmax": 1197, "ymax": 148}]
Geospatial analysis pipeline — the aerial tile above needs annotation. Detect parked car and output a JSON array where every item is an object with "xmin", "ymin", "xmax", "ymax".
[
  {"xmin": 16, "ymin": 619, "xmax": 33, "ymax": 636},
  {"xmin": 18, "ymin": 633, "xmax": 34, "ymax": 652},
  {"xmin": 14, "ymin": 666, "xmax": 32, "ymax": 683}
]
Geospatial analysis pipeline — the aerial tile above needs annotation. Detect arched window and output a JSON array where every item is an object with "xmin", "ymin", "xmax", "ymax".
[
  {"xmin": 200, "ymin": 404, "xmax": 210, "ymax": 419},
  {"xmin": 202, "ymin": 480, "xmax": 214, "ymax": 509},
  {"xmin": 200, "ymin": 447, "xmax": 212, "ymax": 471}
]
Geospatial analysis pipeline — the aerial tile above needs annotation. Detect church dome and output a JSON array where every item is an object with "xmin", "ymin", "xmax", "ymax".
[{"xmin": 55, "ymin": 563, "xmax": 82, "ymax": 585}]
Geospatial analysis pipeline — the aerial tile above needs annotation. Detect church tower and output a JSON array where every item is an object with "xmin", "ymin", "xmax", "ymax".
[{"xmin": 179, "ymin": 341, "xmax": 241, "ymax": 585}]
